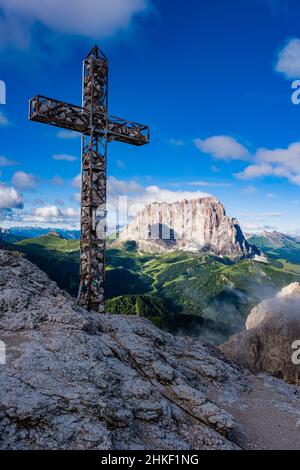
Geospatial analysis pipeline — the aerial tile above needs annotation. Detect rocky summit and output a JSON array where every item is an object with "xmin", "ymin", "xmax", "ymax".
[
  {"xmin": 119, "ymin": 197, "xmax": 259, "ymax": 259},
  {"xmin": 1, "ymin": 249, "xmax": 300, "ymax": 450}
]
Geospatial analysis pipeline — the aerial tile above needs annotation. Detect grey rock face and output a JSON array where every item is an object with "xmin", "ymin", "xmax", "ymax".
[
  {"xmin": 0, "ymin": 250, "xmax": 241, "ymax": 450},
  {"xmin": 1, "ymin": 250, "xmax": 300, "ymax": 450},
  {"xmin": 119, "ymin": 197, "xmax": 259, "ymax": 259},
  {"xmin": 221, "ymin": 284, "xmax": 300, "ymax": 384}
]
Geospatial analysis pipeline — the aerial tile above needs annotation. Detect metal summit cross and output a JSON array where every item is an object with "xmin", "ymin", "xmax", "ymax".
[{"xmin": 29, "ymin": 46, "xmax": 150, "ymax": 312}]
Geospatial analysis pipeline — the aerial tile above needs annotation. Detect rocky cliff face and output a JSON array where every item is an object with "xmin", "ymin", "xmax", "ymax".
[
  {"xmin": 1, "ymin": 250, "xmax": 300, "ymax": 450},
  {"xmin": 119, "ymin": 197, "xmax": 259, "ymax": 259},
  {"xmin": 222, "ymin": 283, "xmax": 300, "ymax": 384}
]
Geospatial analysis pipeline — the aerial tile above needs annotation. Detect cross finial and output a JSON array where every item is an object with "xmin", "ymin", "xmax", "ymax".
[{"xmin": 85, "ymin": 45, "xmax": 107, "ymax": 62}]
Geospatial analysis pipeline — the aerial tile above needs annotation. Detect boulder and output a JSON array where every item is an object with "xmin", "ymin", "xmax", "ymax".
[
  {"xmin": 0, "ymin": 249, "xmax": 239, "ymax": 450},
  {"xmin": 221, "ymin": 283, "xmax": 300, "ymax": 383}
]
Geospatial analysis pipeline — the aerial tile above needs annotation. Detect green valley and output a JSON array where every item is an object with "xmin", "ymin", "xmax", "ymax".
[{"xmin": 4, "ymin": 231, "xmax": 300, "ymax": 343}]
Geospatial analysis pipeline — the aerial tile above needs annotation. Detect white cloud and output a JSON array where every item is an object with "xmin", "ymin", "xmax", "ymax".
[
  {"xmin": 0, "ymin": 182, "xmax": 23, "ymax": 209},
  {"xmin": 64, "ymin": 207, "xmax": 80, "ymax": 218},
  {"xmin": 238, "ymin": 209, "xmax": 283, "ymax": 234},
  {"xmin": 0, "ymin": 156, "xmax": 18, "ymax": 167},
  {"xmin": 24, "ymin": 205, "xmax": 79, "ymax": 223},
  {"xmin": 52, "ymin": 154, "xmax": 77, "ymax": 162},
  {"xmin": 0, "ymin": 0, "xmax": 149, "ymax": 46},
  {"xmin": 188, "ymin": 181, "xmax": 231, "ymax": 188},
  {"xmin": 236, "ymin": 164, "xmax": 274, "ymax": 180},
  {"xmin": 12, "ymin": 171, "xmax": 38, "ymax": 190},
  {"xmin": 235, "ymin": 141, "xmax": 300, "ymax": 185},
  {"xmin": 108, "ymin": 176, "xmax": 142, "ymax": 194},
  {"xmin": 57, "ymin": 130, "xmax": 80, "ymax": 140},
  {"xmin": 0, "ymin": 111, "xmax": 9, "ymax": 126},
  {"xmin": 257, "ymin": 142, "xmax": 300, "ymax": 172},
  {"xmin": 240, "ymin": 221, "xmax": 278, "ymax": 233},
  {"xmin": 138, "ymin": 186, "xmax": 212, "ymax": 205},
  {"xmin": 72, "ymin": 192, "xmax": 81, "ymax": 203},
  {"xmin": 194, "ymin": 135, "xmax": 249, "ymax": 160},
  {"xmin": 35, "ymin": 205, "xmax": 61, "ymax": 219},
  {"xmin": 107, "ymin": 176, "xmax": 213, "ymax": 218},
  {"xmin": 265, "ymin": 212, "xmax": 282, "ymax": 217},
  {"xmin": 240, "ymin": 211, "xmax": 283, "ymax": 218},
  {"xmin": 275, "ymin": 38, "xmax": 300, "ymax": 79},
  {"xmin": 71, "ymin": 176, "xmax": 213, "ymax": 220},
  {"xmin": 71, "ymin": 175, "xmax": 214, "ymax": 223}
]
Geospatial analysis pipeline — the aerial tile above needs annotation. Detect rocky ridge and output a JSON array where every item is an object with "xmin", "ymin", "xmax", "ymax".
[{"xmin": 1, "ymin": 250, "xmax": 300, "ymax": 450}]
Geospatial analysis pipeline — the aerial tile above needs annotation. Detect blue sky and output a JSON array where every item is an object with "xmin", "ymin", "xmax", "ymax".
[{"xmin": 1, "ymin": 0, "xmax": 300, "ymax": 233}]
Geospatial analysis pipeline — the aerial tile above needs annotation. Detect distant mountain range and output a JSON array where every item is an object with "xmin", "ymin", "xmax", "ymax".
[
  {"xmin": 247, "ymin": 231, "xmax": 300, "ymax": 264},
  {"xmin": 1, "ymin": 204, "xmax": 300, "ymax": 343},
  {"xmin": 0, "ymin": 227, "xmax": 80, "ymax": 243}
]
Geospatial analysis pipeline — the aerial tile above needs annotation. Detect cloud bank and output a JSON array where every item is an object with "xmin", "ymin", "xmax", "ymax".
[
  {"xmin": 23, "ymin": 205, "xmax": 80, "ymax": 224},
  {"xmin": 195, "ymin": 133, "xmax": 300, "ymax": 187},
  {"xmin": 235, "ymin": 142, "xmax": 300, "ymax": 186},
  {"xmin": 0, "ymin": 0, "xmax": 149, "ymax": 47},
  {"xmin": 106, "ymin": 176, "xmax": 212, "ymax": 219}
]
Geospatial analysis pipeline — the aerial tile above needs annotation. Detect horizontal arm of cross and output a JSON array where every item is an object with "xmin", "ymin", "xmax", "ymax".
[
  {"xmin": 29, "ymin": 95, "xmax": 90, "ymax": 133},
  {"xmin": 107, "ymin": 115, "xmax": 149, "ymax": 146},
  {"xmin": 29, "ymin": 95, "xmax": 150, "ymax": 147}
]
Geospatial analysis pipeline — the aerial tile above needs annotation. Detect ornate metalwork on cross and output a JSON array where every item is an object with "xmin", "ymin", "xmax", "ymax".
[{"xmin": 29, "ymin": 46, "xmax": 150, "ymax": 312}]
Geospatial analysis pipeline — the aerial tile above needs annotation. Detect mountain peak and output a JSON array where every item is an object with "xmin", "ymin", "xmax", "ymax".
[
  {"xmin": 119, "ymin": 197, "xmax": 259, "ymax": 259},
  {"xmin": 47, "ymin": 230, "xmax": 63, "ymax": 239}
]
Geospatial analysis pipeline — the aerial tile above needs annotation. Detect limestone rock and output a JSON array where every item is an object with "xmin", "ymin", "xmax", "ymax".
[
  {"xmin": 118, "ymin": 197, "xmax": 259, "ymax": 259},
  {"xmin": 0, "ymin": 249, "xmax": 241, "ymax": 450},
  {"xmin": 221, "ymin": 283, "xmax": 300, "ymax": 383},
  {"xmin": 1, "ymin": 250, "xmax": 300, "ymax": 450}
]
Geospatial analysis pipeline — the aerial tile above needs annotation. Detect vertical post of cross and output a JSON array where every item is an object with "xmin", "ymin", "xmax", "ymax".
[{"xmin": 78, "ymin": 46, "xmax": 108, "ymax": 312}]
